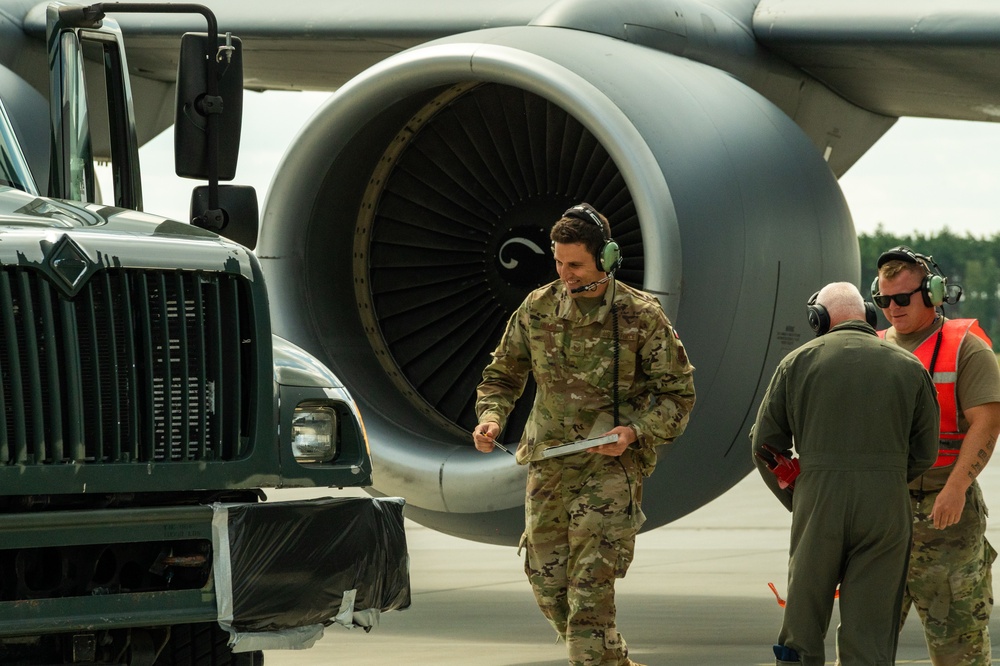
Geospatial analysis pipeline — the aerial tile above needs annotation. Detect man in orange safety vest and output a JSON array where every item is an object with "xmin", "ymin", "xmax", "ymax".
[{"xmin": 875, "ymin": 246, "xmax": 1000, "ymax": 666}]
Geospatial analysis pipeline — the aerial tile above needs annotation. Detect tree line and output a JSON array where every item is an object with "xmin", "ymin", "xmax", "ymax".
[{"xmin": 859, "ymin": 227, "xmax": 1000, "ymax": 348}]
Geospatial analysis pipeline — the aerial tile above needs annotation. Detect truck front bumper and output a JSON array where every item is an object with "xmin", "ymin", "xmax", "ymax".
[{"xmin": 0, "ymin": 496, "xmax": 410, "ymax": 650}]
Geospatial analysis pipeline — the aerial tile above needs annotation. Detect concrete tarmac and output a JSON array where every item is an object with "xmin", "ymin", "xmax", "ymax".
[{"xmin": 263, "ymin": 465, "xmax": 1000, "ymax": 666}]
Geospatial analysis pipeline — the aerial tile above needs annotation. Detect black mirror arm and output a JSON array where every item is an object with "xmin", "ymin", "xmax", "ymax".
[{"xmin": 82, "ymin": 3, "xmax": 224, "ymax": 213}]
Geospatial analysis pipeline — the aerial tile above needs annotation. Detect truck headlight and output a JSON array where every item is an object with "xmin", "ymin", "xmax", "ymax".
[{"xmin": 291, "ymin": 405, "xmax": 337, "ymax": 463}]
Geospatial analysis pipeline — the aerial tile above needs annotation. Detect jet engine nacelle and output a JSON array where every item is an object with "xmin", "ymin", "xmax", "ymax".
[{"xmin": 257, "ymin": 26, "xmax": 859, "ymax": 544}]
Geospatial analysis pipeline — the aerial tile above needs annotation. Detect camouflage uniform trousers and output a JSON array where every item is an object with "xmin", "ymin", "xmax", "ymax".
[
  {"xmin": 901, "ymin": 481, "xmax": 997, "ymax": 666},
  {"xmin": 522, "ymin": 451, "xmax": 645, "ymax": 666}
]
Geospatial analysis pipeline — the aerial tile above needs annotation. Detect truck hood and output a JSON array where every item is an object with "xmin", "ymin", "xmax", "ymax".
[
  {"xmin": 0, "ymin": 186, "xmax": 257, "ymax": 284},
  {"xmin": 0, "ymin": 185, "xmax": 220, "ymax": 238}
]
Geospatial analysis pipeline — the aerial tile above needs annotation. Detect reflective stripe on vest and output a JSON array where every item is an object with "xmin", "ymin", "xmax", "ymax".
[{"xmin": 878, "ymin": 319, "xmax": 992, "ymax": 467}]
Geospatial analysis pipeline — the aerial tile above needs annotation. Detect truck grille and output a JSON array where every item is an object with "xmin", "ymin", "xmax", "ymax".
[{"xmin": 0, "ymin": 267, "xmax": 253, "ymax": 465}]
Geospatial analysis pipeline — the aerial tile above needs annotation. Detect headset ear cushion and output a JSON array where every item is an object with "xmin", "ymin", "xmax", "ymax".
[
  {"xmin": 864, "ymin": 302, "xmax": 878, "ymax": 328},
  {"xmin": 600, "ymin": 240, "xmax": 621, "ymax": 273},
  {"xmin": 807, "ymin": 304, "xmax": 829, "ymax": 336},
  {"xmin": 925, "ymin": 274, "xmax": 945, "ymax": 307},
  {"xmin": 806, "ymin": 292, "xmax": 829, "ymax": 336}
]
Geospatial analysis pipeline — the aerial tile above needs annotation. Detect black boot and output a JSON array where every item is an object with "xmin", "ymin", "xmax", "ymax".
[{"xmin": 773, "ymin": 643, "xmax": 800, "ymax": 664}]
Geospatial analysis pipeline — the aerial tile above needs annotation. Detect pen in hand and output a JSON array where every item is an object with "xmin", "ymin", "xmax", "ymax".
[
  {"xmin": 492, "ymin": 440, "xmax": 515, "ymax": 456},
  {"xmin": 474, "ymin": 423, "xmax": 513, "ymax": 455}
]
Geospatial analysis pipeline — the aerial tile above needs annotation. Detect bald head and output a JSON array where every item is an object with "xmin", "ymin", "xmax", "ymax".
[{"xmin": 816, "ymin": 282, "xmax": 867, "ymax": 328}]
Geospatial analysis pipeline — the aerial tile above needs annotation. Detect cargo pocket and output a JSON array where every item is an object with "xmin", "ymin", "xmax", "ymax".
[
  {"xmin": 603, "ymin": 628, "xmax": 623, "ymax": 652},
  {"xmin": 939, "ymin": 539, "xmax": 995, "ymax": 637},
  {"xmin": 612, "ymin": 536, "xmax": 636, "ymax": 578},
  {"xmin": 604, "ymin": 505, "xmax": 644, "ymax": 579}
]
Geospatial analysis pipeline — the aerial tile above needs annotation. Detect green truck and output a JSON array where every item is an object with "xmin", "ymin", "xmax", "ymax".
[{"xmin": 0, "ymin": 3, "xmax": 410, "ymax": 664}]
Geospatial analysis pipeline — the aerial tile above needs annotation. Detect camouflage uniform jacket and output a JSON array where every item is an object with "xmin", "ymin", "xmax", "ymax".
[{"xmin": 476, "ymin": 279, "xmax": 695, "ymax": 475}]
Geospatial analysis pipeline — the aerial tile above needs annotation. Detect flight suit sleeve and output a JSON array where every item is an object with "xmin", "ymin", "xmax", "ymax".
[
  {"xmin": 751, "ymin": 362, "xmax": 795, "ymax": 512},
  {"xmin": 476, "ymin": 306, "xmax": 532, "ymax": 433},
  {"xmin": 908, "ymin": 366, "xmax": 941, "ymax": 482},
  {"xmin": 629, "ymin": 314, "xmax": 696, "ymax": 456}
]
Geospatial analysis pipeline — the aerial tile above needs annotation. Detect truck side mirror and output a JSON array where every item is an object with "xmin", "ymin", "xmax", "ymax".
[
  {"xmin": 191, "ymin": 184, "xmax": 259, "ymax": 248},
  {"xmin": 175, "ymin": 32, "xmax": 243, "ymax": 180}
]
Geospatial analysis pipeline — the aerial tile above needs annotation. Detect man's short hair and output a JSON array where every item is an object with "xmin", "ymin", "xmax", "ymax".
[
  {"xmin": 877, "ymin": 246, "xmax": 933, "ymax": 282},
  {"xmin": 550, "ymin": 205, "xmax": 611, "ymax": 268},
  {"xmin": 879, "ymin": 258, "xmax": 927, "ymax": 282},
  {"xmin": 816, "ymin": 282, "xmax": 866, "ymax": 324}
]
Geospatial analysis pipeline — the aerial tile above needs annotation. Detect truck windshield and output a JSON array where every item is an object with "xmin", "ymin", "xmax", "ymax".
[{"xmin": 0, "ymin": 99, "xmax": 38, "ymax": 195}]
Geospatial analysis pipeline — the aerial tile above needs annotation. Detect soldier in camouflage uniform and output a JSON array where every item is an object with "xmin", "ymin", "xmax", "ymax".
[
  {"xmin": 473, "ymin": 203, "xmax": 695, "ymax": 666},
  {"xmin": 875, "ymin": 247, "xmax": 1000, "ymax": 666}
]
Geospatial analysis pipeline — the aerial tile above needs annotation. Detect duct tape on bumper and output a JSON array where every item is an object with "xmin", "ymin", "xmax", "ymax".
[{"xmin": 211, "ymin": 496, "xmax": 410, "ymax": 651}]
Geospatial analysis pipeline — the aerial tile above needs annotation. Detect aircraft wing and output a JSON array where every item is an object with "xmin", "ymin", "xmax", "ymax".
[
  {"xmin": 19, "ymin": 0, "xmax": 556, "ymax": 90},
  {"xmin": 17, "ymin": 1, "xmax": 1000, "ymax": 133},
  {"xmin": 14, "ymin": 1, "xmax": 1000, "ymax": 111},
  {"xmin": 51, "ymin": 0, "xmax": 1000, "ymax": 122},
  {"xmin": 754, "ymin": 0, "xmax": 1000, "ymax": 122}
]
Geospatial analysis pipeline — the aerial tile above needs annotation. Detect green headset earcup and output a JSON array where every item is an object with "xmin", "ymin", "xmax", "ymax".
[
  {"xmin": 925, "ymin": 274, "xmax": 946, "ymax": 307},
  {"xmin": 870, "ymin": 275, "xmax": 880, "ymax": 299},
  {"xmin": 600, "ymin": 240, "xmax": 621, "ymax": 274}
]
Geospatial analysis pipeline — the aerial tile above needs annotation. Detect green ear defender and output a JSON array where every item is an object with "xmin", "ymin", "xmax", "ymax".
[
  {"xmin": 563, "ymin": 203, "xmax": 622, "ymax": 273},
  {"xmin": 924, "ymin": 273, "xmax": 945, "ymax": 307},
  {"xmin": 598, "ymin": 239, "xmax": 622, "ymax": 274}
]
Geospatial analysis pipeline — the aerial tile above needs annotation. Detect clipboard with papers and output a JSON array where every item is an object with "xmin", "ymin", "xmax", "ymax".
[{"xmin": 541, "ymin": 433, "xmax": 619, "ymax": 459}]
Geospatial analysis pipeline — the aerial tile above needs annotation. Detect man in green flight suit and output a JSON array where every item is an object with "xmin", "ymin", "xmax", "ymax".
[
  {"xmin": 473, "ymin": 203, "xmax": 695, "ymax": 666},
  {"xmin": 753, "ymin": 281, "xmax": 939, "ymax": 666}
]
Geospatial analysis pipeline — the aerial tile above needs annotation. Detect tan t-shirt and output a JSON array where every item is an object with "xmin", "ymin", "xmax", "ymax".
[{"xmin": 884, "ymin": 317, "xmax": 1000, "ymax": 490}]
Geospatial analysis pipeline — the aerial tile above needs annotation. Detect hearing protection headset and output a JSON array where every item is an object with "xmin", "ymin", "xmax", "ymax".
[
  {"xmin": 806, "ymin": 291, "xmax": 878, "ymax": 336},
  {"xmin": 870, "ymin": 246, "xmax": 946, "ymax": 307},
  {"xmin": 562, "ymin": 203, "xmax": 622, "ymax": 274}
]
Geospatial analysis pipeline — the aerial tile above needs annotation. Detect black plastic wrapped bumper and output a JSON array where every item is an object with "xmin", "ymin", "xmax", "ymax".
[{"xmin": 211, "ymin": 496, "xmax": 409, "ymax": 651}]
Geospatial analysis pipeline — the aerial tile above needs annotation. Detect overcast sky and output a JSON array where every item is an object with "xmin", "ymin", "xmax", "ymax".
[{"xmin": 137, "ymin": 91, "xmax": 1000, "ymax": 240}]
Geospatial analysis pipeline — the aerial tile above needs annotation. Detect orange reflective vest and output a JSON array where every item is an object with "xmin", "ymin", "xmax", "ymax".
[{"xmin": 879, "ymin": 319, "xmax": 992, "ymax": 468}]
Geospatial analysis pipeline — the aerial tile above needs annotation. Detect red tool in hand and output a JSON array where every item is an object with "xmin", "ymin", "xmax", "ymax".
[{"xmin": 755, "ymin": 443, "xmax": 800, "ymax": 490}]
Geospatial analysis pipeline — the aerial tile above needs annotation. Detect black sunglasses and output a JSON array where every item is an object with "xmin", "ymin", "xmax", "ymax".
[{"xmin": 873, "ymin": 286, "xmax": 921, "ymax": 308}]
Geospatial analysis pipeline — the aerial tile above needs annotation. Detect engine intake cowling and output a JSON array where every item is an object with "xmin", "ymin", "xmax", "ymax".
[{"xmin": 257, "ymin": 26, "xmax": 858, "ymax": 544}]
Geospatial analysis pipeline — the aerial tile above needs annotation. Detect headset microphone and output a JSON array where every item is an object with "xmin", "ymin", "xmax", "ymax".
[{"xmin": 571, "ymin": 274, "xmax": 613, "ymax": 294}]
